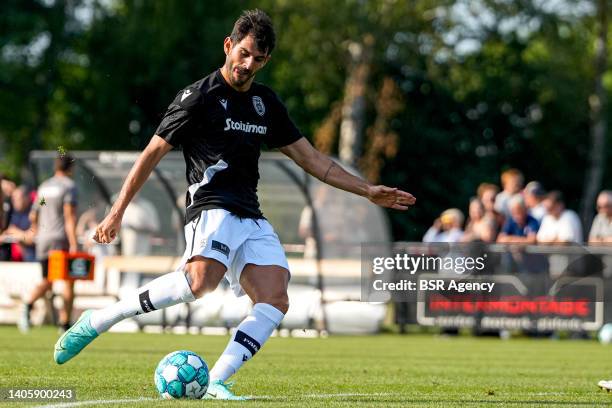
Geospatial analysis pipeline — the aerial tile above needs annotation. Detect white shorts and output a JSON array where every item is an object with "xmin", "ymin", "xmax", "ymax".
[{"xmin": 178, "ymin": 208, "xmax": 289, "ymax": 297}]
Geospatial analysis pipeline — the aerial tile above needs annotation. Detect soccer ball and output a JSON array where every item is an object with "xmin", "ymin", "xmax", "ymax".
[
  {"xmin": 598, "ymin": 323, "xmax": 612, "ymax": 345},
  {"xmin": 154, "ymin": 350, "xmax": 209, "ymax": 399}
]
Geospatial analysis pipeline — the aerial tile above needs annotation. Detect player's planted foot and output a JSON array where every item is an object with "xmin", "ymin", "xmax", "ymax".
[
  {"xmin": 54, "ymin": 310, "xmax": 99, "ymax": 364},
  {"xmin": 203, "ymin": 380, "xmax": 248, "ymax": 401}
]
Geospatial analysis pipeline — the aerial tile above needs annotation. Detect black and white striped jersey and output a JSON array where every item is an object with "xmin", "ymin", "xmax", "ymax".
[{"xmin": 155, "ymin": 69, "xmax": 303, "ymax": 224}]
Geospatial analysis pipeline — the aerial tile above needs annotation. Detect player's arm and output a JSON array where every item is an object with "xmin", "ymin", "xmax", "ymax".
[
  {"xmin": 94, "ymin": 135, "xmax": 173, "ymax": 243},
  {"xmin": 64, "ymin": 202, "xmax": 78, "ymax": 252},
  {"xmin": 280, "ymin": 137, "xmax": 415, "ymax": 210}
]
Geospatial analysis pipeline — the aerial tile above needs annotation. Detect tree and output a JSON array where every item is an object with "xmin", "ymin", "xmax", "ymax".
[
  {"xmin": 0, "ymin": 0, "xmax": 86, "ymax": 177},
  {"xmin": 580, "ymin": 0, "xmax": 609, "ymax": 235}
]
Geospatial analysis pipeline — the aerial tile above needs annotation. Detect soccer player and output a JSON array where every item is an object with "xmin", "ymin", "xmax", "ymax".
[{"xmin": 53, "ymin": 9, "xmax": 415, "ymax": 400}]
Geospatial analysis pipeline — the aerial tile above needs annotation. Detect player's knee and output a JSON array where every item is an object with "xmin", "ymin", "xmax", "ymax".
[
  {"xmin": 261, "ymin": 293, "xmax": 289, "ymax": 314},
  {"xmin": 185, "ymin": 265, "xmax": 221, "ymax": 298},
  {"xmin": 187, "ymin": 271, "xmax": 214, "ymax": 298}
]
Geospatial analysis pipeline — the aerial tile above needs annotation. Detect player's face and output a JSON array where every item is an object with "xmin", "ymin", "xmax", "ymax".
[{"xmin": 223, "ymin": 35, "xmax": 270, "ymax": 91}]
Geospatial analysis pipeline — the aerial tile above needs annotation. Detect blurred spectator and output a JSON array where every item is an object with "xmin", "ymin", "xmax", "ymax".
[
  {"xmin": 120, "ymin": 195, "xmax": 160, "ymax": 256},
  {"xmin": 523, "ymin": 181, "xmax": 547, "ymax": 222},
  {"xmin": 298, "ymin": 204, "xmax": 317, "ymax": 258},
  {"xmin": 0, "ymin": 174, "xmax": 4, "ymax": 232},
  {"xmin": 118, "ymin": 195, "xmax": 161, "ymax": 294},
  {"xmin": 588, "ymin": 190, "xmax": 612, "ymax": 244},
  {"xmin": 423, "ymin": 208, "xmax": 464, "ymax": 243},
  {"xmin": 495, "ymin": 169, "xmax": 524, "ymax": 218},
  {"xmin": 0, "ymin": 174, "xmax": 16, "ymax": 231},
  {"xmin": 462, "ymin": 197, "xmax": 496, "ymax": 243},
  {"xmin": 537, "ymin": 191, "xmax": 582, "ymax": 243},
  {"xmin": 77, "ymin": 202, "xmax": 114, "ymax": 256},
  {"xmin": 76, "ymin": 207, "xmax": 98, "ymax": 251},
  {"xmin": 497, "ymin": 195, "xmax": 539, "ymax": 244},
  {"xmin": 77, "ymin": 202, "xmax": 116, "ymax": 287},
  {"xmin": 20, "ymin": 155, "xmax": 78, "ymax": 333},
  {"xmin": 477, "ymin": 182, "xmax": 503, "ymax": 232},
  {"xmin": 0, "ymin": 174, "xmax": 6, "ymax": 261},
  {"xmin": 0, "ymin": 186, "xmax": 36, "ymax": 261}
]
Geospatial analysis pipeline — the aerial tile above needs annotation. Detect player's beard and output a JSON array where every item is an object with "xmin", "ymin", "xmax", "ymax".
[{"xmin": 230, "ymin": 63, "xmax": 254, "ymax": 88}]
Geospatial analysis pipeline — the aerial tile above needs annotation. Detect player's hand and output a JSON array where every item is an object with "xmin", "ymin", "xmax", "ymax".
[
  {"xmin": 68, "ymin": 244, "xmax": 78, "ymax": 253},
  {"xmin": 93, "ymin": 213, "xmax": 122, "ymax": 244},
  {"xmin": 367, "ymin": 185, "xmax": 416, "ymax": 210}
]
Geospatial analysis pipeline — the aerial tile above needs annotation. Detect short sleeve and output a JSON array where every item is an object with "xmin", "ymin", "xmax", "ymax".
[
  {"xmin": 501, "ymin": 219, "xmax": 512, "ymax": 235},
  {"xmin": 155, "ymin": 86, "xmax": 203, "ymax": 147},
  {"xmin": 265, "ymin": 94, "xmax": 303, "ymax": 149},
  {"xmin": 64, "ymin": 184, "xmax": 77, "ymax": 206},
  {"xmin": 526, "ymin": 218, "xmax": 540, "ymax": 235}
]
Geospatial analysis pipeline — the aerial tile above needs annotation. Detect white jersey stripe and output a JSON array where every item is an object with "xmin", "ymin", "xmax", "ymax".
[{"xmin": 186, "ymin": 159, "xmax": 228, "ymax": 208}]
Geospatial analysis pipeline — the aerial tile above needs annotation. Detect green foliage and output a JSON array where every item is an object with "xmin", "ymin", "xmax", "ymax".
[{"xmin": 0, "ymin": 0, "xmax": 610, "ymax": 239}]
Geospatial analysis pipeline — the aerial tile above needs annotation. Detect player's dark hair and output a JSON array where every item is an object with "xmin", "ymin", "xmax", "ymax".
[
  {"xmin": 55, "ymin": 154, "xmax": 75, "ymax": 172},
  {"xmin": 230, "ymin": 9, "xmax": 276, "ymax": 54}
]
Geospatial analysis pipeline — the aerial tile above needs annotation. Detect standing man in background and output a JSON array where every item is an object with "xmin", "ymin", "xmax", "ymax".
[{"xmin": 19, "ymin": 155, "xmax": 78, "ymax": 333}]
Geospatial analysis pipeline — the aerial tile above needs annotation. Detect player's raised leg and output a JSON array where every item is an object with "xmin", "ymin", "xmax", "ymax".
[
  {"xmin": 54, "ymin": 257, "xmax": 225, "ymax": 364},
  {"xmin": 205, "ymin": 264, "xmax": 289, "ymax": 400}
]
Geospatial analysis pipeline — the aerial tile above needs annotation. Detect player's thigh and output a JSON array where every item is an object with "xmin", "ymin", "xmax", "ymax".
[
  {"xmin": 240, "ymin": 264, "xmax": 289, "ymax": 309},
  {"xmin": 184, "ymin": 256, "xmax": 227, "ymax": 296}
]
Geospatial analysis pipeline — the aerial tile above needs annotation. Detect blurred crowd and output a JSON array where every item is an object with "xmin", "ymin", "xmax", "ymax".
[
  {"xmin": 0, "ymin": 177, "xmax": 163, "ymax": 264},
  {"xmin": 0, "ymin": 175, "xmax": 37, "ymax": 262},
  {"xmin": 3, "ymin": 167, "xmax": 612, "ymax": 263},
  {"xmin": 423, "ymin": 169, "xmax": 612, "ymax": 245}
]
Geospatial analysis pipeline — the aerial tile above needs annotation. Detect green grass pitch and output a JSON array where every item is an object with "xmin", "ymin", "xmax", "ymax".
[{"xmin": 0, "ymin": 326, "xmax": 611, "ymax": 407}]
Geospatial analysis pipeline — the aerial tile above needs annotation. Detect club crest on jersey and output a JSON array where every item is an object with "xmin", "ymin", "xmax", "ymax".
[{"xmin": 252, "ymin": 96, "xmax": 265, "ymax": 116}]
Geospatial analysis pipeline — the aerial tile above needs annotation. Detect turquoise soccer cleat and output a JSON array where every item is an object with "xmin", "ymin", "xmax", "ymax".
[
  {"xmin": 54, "ymin": 310, "xmax": 99, "ymax": 364},
  {"xmin": 203, "ymin": 380, "xmax": 248, "ymax": 401}
]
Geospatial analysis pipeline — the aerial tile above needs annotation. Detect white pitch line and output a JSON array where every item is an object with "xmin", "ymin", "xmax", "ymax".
[
  {"xmin": 33, "ymin": 392, "xmax": 399, "ymax": 407},
  {"xmin": 250, "ymin": 392, "xmax": 399, "ymax": 400},
  {"xmin": 33, "ymin": 397, "xmax": 157, "ymax": 408}
]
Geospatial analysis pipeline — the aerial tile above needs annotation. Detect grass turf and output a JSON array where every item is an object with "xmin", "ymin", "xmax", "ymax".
[{"xmin": 0, "ymin": 326, "xmax": 611, "ymax": 407}]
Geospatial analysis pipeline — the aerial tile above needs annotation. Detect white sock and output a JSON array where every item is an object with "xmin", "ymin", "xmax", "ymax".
[
  {"xmin": 90, "ymin": 271, "xmax": 196, "ymax": 333},
  {"xmin": 209, "ymin": 303, "xmax": 284, "ymax": 382}
]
